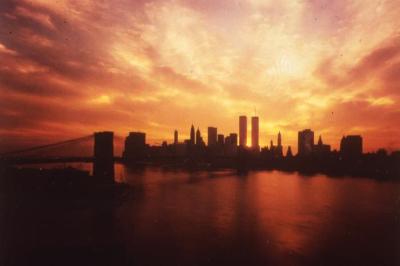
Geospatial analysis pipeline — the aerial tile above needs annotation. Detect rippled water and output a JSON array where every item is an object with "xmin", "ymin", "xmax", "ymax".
[
  {"xmin": 115, "ymin": 167, "xmax": 400, "ymax": 265},
  {"xmin": 11, "ymin": 164, "xmax": 400, "ymax": 265}
]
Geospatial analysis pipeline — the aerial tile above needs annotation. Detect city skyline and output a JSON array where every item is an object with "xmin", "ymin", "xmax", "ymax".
[
  {"xmin": 0, "ymin": 114, "xmax": 388, "ymax": 156},
  {"xmin": 130, "ymin": 115, "xmax": 368, "ymax": 156},
  {"xmin": 1, "ymin": 0, "xmax": 399, "ymax": 154},
  {"xmin": 128, "ymin": 122, "xmax": 389, "ymax": 154}
]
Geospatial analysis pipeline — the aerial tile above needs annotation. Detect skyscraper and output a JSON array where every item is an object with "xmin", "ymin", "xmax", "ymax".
[
  {"xmin": 123, "ymin": 132, "xmax": 146, "ymax": 162},
  {"xmin": 251, "ymin": 116, "xmax": 259, "ymax": 149},
  {"xmin": 224, "ymin": 133, "xmax": 238, "ymax": 157},
  {"xmin": 239, "ymin": 116, "xmax": 247, "ymax": 147},
  {"xmin": 229, "ymin": 133, "xmax": 238, "ymax": 146},
  {"xmin": 196, "ymin": 127, "xmax": 201, "ymax": 145},
  {"xmin": 298, "ymin": 129, "xmax": 314, "ymax": 156},
  {"xmin": 208, "ymin": 127, "xmax": 217, "ymax": 146},
  {"xmin": 286, "ymin": 146, "xmax": 293, "ymax": 157},
  {"xmin": 174, "ymin": 130, "xmax": 178, "ymax": 145},
  {"xmin": 278, "ymin": 131, "xmax": 282, "ymax": 147},
  {"xmin": 190, "ymin": 125, "xmax": 195, "ymax": 145},
  {"xmin": 275, "ymin": 131, "xmax": 283, "ymax": 157},
  {"xmin": 340, "ymin": 135, "xmax": 362, "ymax": 159},
  {"xmin": 217, "ymin": 134, "xmax": 224, "ymax": 145}
]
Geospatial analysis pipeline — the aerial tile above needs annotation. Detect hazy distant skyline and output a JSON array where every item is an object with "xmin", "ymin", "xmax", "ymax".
[{"xmin": 1, "ymin": 0, "xmax": 399, "ymax": 153}]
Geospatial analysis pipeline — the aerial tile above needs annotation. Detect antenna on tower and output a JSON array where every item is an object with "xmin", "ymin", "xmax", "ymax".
[{"xmin": 254, "ymin": 106, "xmax": 256, "ymax": 116}]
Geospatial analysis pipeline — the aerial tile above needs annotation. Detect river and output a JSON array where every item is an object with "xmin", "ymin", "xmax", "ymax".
[{"xmin": 8, "ymin": 163, "xmax": 400, "ymax": 265}]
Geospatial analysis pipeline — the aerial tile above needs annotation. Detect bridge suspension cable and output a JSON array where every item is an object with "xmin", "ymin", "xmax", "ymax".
[{"xmin": 0, "ymin": 134, "xmax": 94, "ymax": 157}]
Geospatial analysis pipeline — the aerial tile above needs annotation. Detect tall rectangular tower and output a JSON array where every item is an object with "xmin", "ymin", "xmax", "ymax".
[
  {"xmin": 208, "ymin": 127, "xmax": 217, "ymax": 146},
  {"xmin": 217, "ymin": 134, "xmax": 224, "ymax": 145},
  {"xmin": 174, "ymin": 130, "xmax": 178, "ymax": 145},
  {"xmin": 340, "ymin": 135, "xmax": 362, "ymax": 159},
  {"xmin": 251, "ymin": 116, "xmax": 259, "ymax": 149},
  {"xmin": 123, "ymin": 132, "xmax": 146, "ymax": 162},
  {"xmin": 239, "ymin": 116, "xmax": 247, "ymax": 147},
  {"xmin": 229, "ymin": 133, "xmax": 238, "ymax": 146},
  {"xmin": 298, "ymin": 129, "xmax": 314, "ymax": 156},
  {"xmin": 93, "ymin": 131, "xmax": 114, "ymax": 183}
]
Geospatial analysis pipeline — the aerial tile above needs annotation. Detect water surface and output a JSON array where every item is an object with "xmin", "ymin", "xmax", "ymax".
[
  {"xmin": 8, "ymin": 164, "xmax": 400, "ymax": 265},
  {"xmin": 115, "ymin": 167, "xmax": 400, "ymax": 265}
]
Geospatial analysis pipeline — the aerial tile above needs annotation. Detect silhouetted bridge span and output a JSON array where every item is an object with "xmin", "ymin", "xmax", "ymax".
[
  {"xmin": 2, "ymin": 156, "xmax": 123, "ymax": 165},
  {"xmin": 0, "ymin": 132, "xmax": 119, "ymax": 182}
]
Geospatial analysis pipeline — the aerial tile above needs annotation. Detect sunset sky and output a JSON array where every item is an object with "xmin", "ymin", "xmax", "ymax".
[{"xmin": 0, "ymin": 0, "xmax": 399, "ymax": 154}]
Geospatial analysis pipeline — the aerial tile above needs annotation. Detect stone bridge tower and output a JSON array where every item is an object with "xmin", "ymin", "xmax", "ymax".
[{"xmin": 93, "ymin": 131, "xmax": 114, "ymax": 183}]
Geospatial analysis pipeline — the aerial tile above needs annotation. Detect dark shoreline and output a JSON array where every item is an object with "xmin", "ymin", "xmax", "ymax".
[{"xmin": 121, "ymin": 154, "xmax": 400, "ymax": 181}]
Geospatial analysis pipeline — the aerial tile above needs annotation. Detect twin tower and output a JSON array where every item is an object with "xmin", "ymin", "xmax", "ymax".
[{"xmin": 239, "ymin": 115, "xmax": 259, "ymax": 149}]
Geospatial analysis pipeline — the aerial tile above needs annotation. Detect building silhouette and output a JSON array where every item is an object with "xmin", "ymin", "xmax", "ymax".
[
  {"xmin": 190, "ymin": 125, "xmax": 195, "ymax": 145},
  {"xmin": 275, "ymin": 131, "xmax": 283, "ymax": 158},
  {"xmin": 231, "ymin": 133, "xmax": 238, "ymax": 146},
  {"xmin": 217, "ymin": 134, "xmax": 224, "ymax": 145},
  {"xmin": 225, "ymin": 133, "xmax": 237, "ymax": 146},
  {"xmin": 239, "ymin": 116, "xmax": 247, "ymax": 147},
  {"xmin": 123, "ymin": 132, "xmax": 146, "ymax": 162},
  {"xmin": 340, "ymin": 135, "xmax": 362, "ymax": 159},
  {"xmin": 174, "ymin": 130, "xmax": 178, "ymax": 145},
  {"xmin": 313, "ymin": 135, "xmax": 331, "ymax": 157},
  {"xmin": 269, "ymin": 140, "xmax": 274, "ymax": 154},
  {"xmin": 195, "ymin": 128, "xmax": 206, "ymax": 147},
  {"xmin": 208, "ymin": 127, "xmax": 217, "ymax": 146},
  {"xmin": 175, "ymin": 143, "xmax": 187, "ymax": 156},
  {"xmin": 224, "ymin": 133, "xmax": 238, "ymax": 156},
  {"xmin": 298, "ymin": 129, "xmax": 314, "ymax": 156},
  {"xmin": 196, "ymin": 127, "xmax": 201, "ymax": 145},
  {"xmin": 251, "ymin": 116, "xmax": 259, "ymax": 150},
  {"xmin": 286, "ymin": 145, "xmax": 293, "ymax": 157},
  {"xmin": 278, "ymin": 131, "xmax": 282, "ymax": 146}
]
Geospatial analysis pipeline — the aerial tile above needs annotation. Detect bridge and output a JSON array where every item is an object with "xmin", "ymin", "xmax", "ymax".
[{"xmin": 0, "ymin": 132, "xmax": 120, "ymax": 183}]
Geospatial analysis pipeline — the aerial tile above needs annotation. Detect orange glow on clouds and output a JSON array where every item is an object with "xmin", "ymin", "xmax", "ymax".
[{"xmin": 0, "ymin": 0, "xmax": 399, "ymax": 153}]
